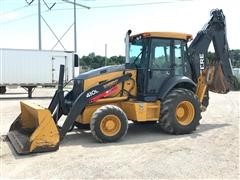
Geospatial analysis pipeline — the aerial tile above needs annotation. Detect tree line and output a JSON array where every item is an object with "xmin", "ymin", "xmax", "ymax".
[
  {"xmin": 80, "ymin": 52, "xmax": 125, "ymax": 70},
  {"xmin": 207, "ymin": 49, "xmax": 240, "ymax": 68},
  {"xmin": 80, "ymin": 49, "xmax": 240, "ymax": 69}
]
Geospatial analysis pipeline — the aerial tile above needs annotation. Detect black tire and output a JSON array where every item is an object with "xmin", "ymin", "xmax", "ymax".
[
  {"xmin": 90, "ymin": 105, "xmax": 128, "ymax": 143},
  {"xmin": 0, "ymin": 86, "xmax": 6, "ymax": 94},
  {"xmin": 159, "ymin": 88, "xmax": 201, "ymax": 134}
]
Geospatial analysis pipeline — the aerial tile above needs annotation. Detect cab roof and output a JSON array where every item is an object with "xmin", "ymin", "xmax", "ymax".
[{"xmin": 131, "ymin": 32, "xmax": 193, "ymax": 41}]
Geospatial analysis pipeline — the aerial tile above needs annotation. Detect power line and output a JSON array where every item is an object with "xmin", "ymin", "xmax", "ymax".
[
  {"xmin": 0, "ymin": 0, "xmax": 190, "ymax": 16},
  {"xmin": 91, "ymin": 1, "xmax": 179, "ymax": 8},
  {"xmin": 62, "ymin": 0, "xmax": 90, "ymax": 9},
  {"xmin": 0, "ymin": 0, "xmax": 75, "ymax": 19},
  {"xmin": 0, "ymin": 0, "xmax": 191, "ymax": 25},
  {"xmin": 0, "ymin": 1, "xmax": 63, "ymax": 17},
  {"xmin": 0, "ymin": 2, "xmax": 62, "ymax": 25},
  {"xmin": 0, "ymin": 5, "xmax": 30, "ymax": 16},
  {"xmin": 0, "ymin": 13, "xmax": 37, "ymax": 25},
  {"xmin": 0, "ymin": 9, "xmax": 52, "ymax": 25},
  {"xmin": 50, "ymin": 0, "xmax": 191, "ymax": 11}
]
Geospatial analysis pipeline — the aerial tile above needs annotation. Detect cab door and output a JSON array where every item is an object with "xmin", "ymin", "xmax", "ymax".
[{"xmin": 147, "ymin": 39, "xmax": 172, "ymax": 95}]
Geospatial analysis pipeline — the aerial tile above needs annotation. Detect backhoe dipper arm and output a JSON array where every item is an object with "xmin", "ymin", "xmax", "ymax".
[{"xmin": 188, "ymin": 9, "xmax": 233, "ymax": 91}]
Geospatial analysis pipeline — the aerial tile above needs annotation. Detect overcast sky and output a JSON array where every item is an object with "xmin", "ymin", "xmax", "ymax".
[{"xmin": 0, "ymin": 0, "xmax": 239, "ymax": 57}]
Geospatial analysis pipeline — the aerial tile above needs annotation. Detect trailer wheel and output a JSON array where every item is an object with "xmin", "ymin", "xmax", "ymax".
[
  {"xmin": 159, "ymin": 88, "xmax": 201, "ymax": 134},
  {"xmin": 0, "ymin": 86, "xmax": 6, "ymax": 94},
  {"xmin": 90, "ymin": 105, "xmax": 128, "ymax": 143}
]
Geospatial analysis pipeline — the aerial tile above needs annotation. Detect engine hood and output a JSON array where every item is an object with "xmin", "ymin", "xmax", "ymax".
[{"xmin": 75, "ymin": 64, "xmax": 125, "ymax": 80}]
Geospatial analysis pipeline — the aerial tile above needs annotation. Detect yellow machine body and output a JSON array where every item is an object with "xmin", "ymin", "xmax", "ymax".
[
  {"xmin": 75, "ymin": 69, "xmax": 160, "ymax": 124},
  {"xmin": 131, "ymin": 31, "xmax": 193, "ymax": 41},
  {"xmin": 77, "ymin": 100, "xmax": 161, "ymax": 124},
  {"xmin": 83, "ymin": 69, "xmax": 137, "ymax": 96}
]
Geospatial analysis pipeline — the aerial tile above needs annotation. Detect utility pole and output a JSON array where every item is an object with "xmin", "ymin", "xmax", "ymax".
[
  {"xmin": 62, "ymin": 0, "xmax": 90, "ymax": 53},
  {"xmin": 38, "ymin": 0, "xmax": 42, "ymax": 50},
  {"xmin": 74, "ymin": 0, "xmax": 77, "ymax": 52},
  {"xmin": 26, "ymin": 0, "xmax": 56, "ymax": 50},
  {"xmin": 105, "ymin": 43, "xmax": 107, "ymax": 65}
]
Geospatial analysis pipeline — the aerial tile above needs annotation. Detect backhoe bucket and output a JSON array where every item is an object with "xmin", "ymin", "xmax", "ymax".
[
  {"xmin": 7, "ymin": 101, "xmax": 60, "ymax": 155},
  {"xmin": 207, "ymin": 64, "xmax": 231, "ymax": 94}
]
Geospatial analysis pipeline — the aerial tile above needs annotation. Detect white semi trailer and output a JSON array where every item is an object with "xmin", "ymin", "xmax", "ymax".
[{"xmin": 0, "ymin": 48, "xmax": 79, "ymax": 97}]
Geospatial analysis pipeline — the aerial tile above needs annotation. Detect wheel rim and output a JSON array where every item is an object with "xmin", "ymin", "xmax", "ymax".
[
  {"xmin": 100, "ymin": 115, "xmax": 121, "ymax": 136},
  {"xmin": 175, "ymin": 101, "xmax": 195, "ymax": 126}
]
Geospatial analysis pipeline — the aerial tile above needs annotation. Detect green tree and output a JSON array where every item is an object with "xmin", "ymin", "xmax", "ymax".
[
  {"xmin": 230, "ymin": 49, "xmax": 240, "ymax": 67},
  {"xmin": 207, "ymin": 49, "xmax": 240, "ymax": 68},
  {"xmin": 108, "ymin": 56, "xmax": 125, "ymax": 65},
  {"xmin": 79, "ymin": 53, "xmax": 125, "ymax": 69}
]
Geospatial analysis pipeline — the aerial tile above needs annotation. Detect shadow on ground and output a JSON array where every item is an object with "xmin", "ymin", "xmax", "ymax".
[
  {"xmin": 3, "ymin": 122, "xmax": 229, "ymax": 159},
  {"xmin": 61, "ymin": 123, "xmax": 230, "ymax": 148}
]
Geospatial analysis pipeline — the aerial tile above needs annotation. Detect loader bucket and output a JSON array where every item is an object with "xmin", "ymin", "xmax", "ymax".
[{"xmin": 7, "ymin": 101, "xmax": 60, "ymax": 155}]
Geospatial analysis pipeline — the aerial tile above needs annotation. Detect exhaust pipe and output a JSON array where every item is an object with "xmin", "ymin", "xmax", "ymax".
[{"xmin": 125, "ymin": 29, "xmax": 132, "ymax": 64}]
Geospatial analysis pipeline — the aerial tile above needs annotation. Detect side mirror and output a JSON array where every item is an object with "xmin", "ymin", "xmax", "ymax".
[{"xmin": 74, "ymin": 54, "xmax": 79, "ymax": 67}]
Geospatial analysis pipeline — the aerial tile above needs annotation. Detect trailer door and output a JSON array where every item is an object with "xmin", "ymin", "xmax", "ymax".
[{"xmin": 52, "ymin": 55, "xmax": 68, "ymax": 83}]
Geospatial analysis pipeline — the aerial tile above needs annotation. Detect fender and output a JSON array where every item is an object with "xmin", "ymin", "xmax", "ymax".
[{"xmin": 158, "ymin": 76, "xmax": 196, "ymax": 99}]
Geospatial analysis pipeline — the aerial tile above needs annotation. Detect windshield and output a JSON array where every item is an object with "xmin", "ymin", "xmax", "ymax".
[{"xmin": 129, "ymin": 38, "xmax": 145, "ymax": 66}]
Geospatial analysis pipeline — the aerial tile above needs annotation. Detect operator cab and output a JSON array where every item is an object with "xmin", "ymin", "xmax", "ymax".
[{"xmin": 127, "ymin": 32, "xmax": 192, "ymax": 101}]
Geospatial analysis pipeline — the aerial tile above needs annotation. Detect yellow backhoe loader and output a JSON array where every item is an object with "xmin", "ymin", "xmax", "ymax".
[{"xmin": 7, "ymin": 9, "xmax": 233, "ymax": 154}]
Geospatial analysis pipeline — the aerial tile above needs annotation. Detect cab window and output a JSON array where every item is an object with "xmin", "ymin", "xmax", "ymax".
[
  {"xmin": 174, "ymin": 40, "xmax": 186, "ymax": 75},
  {"xmin": 150, "ymin": 39, "xmax": 171, "ymax": 69}
]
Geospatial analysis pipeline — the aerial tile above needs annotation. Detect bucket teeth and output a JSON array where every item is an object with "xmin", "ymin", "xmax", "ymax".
[{"xmin": 7, "ymin": 130, "xmax": 30, "ymax": 155}]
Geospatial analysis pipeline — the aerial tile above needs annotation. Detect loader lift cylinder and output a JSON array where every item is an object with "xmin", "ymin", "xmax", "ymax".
[
  {"xmin": 58, "ymin": 65, "xmax": 65, "ymax": 90},
  {"xmin": 48, "ymin": 65, "xmax": 66, "ymax": 114}
]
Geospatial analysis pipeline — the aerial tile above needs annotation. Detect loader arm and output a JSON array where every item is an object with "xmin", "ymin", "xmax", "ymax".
[{"xmin": 188, "ymin": 9, "xmax": 233, "ymax": 97}]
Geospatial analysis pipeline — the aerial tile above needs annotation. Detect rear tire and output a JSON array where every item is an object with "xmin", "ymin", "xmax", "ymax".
[
  {"xmin": 90, "ymin": 105, "xmax": 128, "ymax": 143},
  {"xmin": 0, "ymin": 86, "xmax": 6, "ymax": 94},
  {"xmin": 159, "ymin": 88, "xmax": 201, "ymax": 134}
]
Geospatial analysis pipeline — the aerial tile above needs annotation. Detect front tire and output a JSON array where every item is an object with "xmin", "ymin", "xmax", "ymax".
[
  {"xmin": 159, "ymin": 88, "xmax": 201, "ymax": 134},
  {"xmin": 90, "ymin": 105, "xmax": 128, "ymax": 142}
]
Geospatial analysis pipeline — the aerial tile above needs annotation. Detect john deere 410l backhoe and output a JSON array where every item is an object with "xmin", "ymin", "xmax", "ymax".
[{"xmin": 7, "ymin": 9, "xmax": 233, "ymax": 154}]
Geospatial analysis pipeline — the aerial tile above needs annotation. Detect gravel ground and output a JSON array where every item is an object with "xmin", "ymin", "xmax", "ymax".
[{"xmin": 0, "ymin": 87, "xmax": 239, "ymax": 179}]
